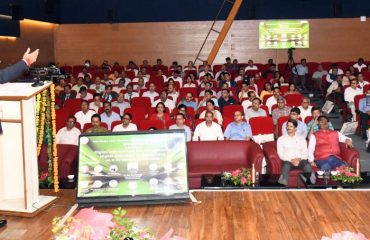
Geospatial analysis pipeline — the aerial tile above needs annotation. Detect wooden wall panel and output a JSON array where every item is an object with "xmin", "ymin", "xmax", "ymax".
[
  {"xmin": 0, "ymin": 20, "xmax": 56, "ymax": 67},
  {"xmin": 51, "ymin": 18, "xmax": 370, "ymax": 66}
]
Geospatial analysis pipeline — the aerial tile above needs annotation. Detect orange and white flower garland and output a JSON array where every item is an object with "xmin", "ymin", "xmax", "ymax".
[{"xmin": 50, "ymin": 84, "xmax": 59, "ymax": 192}]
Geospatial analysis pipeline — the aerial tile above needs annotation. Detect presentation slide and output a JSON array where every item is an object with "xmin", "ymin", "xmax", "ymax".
[
  {"xmin": 77, "ymin": 130, "xmax": 188, "ymax": 202},
  {"xmin": 259, "ymin": 20, "xmax": 309, "ymax": 49}
]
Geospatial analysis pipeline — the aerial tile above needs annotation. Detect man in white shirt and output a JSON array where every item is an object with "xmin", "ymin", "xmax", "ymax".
[
  {"xmin": 89, "ymin": 93, "xmax": 103, "ymax": 112},
  {"xmin": 167, "ymin": 70, "xmax": 183, "ymax": 86},
  {"xmin": 198, "ymin": 90, "xmax": 219, "ymax": 108},
  {"xmin": 112, "ymin": 113, "xmax": 137, "ymax": 132},
  {"xmin": 357, "ymin": 73, "xmax": 369, "ymax": 90},
  {"xmin": 76, "ymin": 87, "xmax": 93, "ymax": 101},
  {"xmin": 112, "ymin": 93, "xmax": 130, "ymax": 116},
  {"xmin": 298, "ymin": 97, "xmax": 312, "ymax": 122},
  {"xmin": 266, "ymin": 87, "xmax": 281, "ymax": 114},
  {"xmin": 193, "ymin": 111, "xmax": 224, "ymax": 141},
  {"xmin": 244, "ymin": 59, "xmax": 258, "ymax": 71},
  {"xmin": 242, "ymin": 91, "xmax": 258, "ymax": 115},
  {"xmin": 167, "ymin": 84, "xmax": 179, "ymax": 103},
  {"xmin": 72, "ymin": 77, "xmax": 88, "ymax": 93},
  {"xmin": 56, "ymin": 116, "xmax": 81, "ymax": 146},
  {"xmin": 199, "ymin": 82, "xmax": 217, "ymax": 97},
  {"xmin": 281, "ymin": 108, "xmax": 308, "ymax": 138},
  {"xmin": 329, "ymin": 64, "xmax": 343, "ymax": 75},
  {"xmin": 344, "ymin": 79, "xmax": 363, "ymax": 121},
  {"xmin": 312, "ymin": 64, "xmax": 328, "ymax": 93},
  {"xmin": 353, "ymin": 58, "xmax": 367, "ymax": 72},
  {"xmin": 277, "ymin": 119, "xmax": 313, "ymax": 186},
  {"xmin": 89, "ymin": 76, "xmax": 105, "ymax": 94},
  {"xmin": 245, "ymin": 98, "xmax": 267, "ymax": 121},
  {"xmin": 75, "ymin": 100, "xmax": 96, "ymax": 129},
  {"xmin": 100, "ymin": 102, "xmax": 121, "ymax": 130},
  {"xmin": 112, "ymin": 78, "xmax": 126, "ymax": 94},
  {"xmin": 114, "ymin": 71, "xmax": 131, "ymax": 87},
  {"xmin": 152, "ymin": 90, "xmax": 176, "ymax": 112},
  {"xmin": 124, "ymin": 84, "xmax": 139, "ymax": 104},
  {"xmin": 169, "ymin": 113, "xmax": 192, "ymax": 142},
  {"xmin": 199, "ymin": 65, "xmax": 214, "ymax": 79},
  {"xmin": 142, "ymin": 82, "xmax": 159, "ymax": 103},
  {"xmin": 132, "ymin": 71, "xmax": 149, "ymax": 85}
]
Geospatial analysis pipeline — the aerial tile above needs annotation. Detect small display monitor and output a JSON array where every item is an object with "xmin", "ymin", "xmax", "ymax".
[{"xmin": 76, "ymin": 130, "xmax": 189, "ymax": 206}]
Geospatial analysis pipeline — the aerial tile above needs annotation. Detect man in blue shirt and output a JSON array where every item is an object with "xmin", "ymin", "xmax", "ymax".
[
  {"xmin": 359, "ymin": 88, "xmax": 370, "ymax": 139},
  {"xmin": 180, "ymin": 92, "xmax": 197, "ymax": 111},
  {"xmin": 282, "ymin": 107, "xmax": 308, "ymax": 138},
  {"xmin": 307, "ymin": 106, "xmax": 334, "ymax": 139},
  {"xmin": 224, "ymin": 111, "xmax": 252, "ymax": 140}
]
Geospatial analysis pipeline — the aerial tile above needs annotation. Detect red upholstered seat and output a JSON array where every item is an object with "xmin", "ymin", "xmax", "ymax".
[
  {"xmin": 124, "ymin": 107, "xmax": 147, "ymax": 125},
  {"xmin": 222, "ymin": 105, "xmax": 244, "ymax": 118},
  {"xmin": 130, "ymin": 97, "xmax": 151, "ymax": 110},
  {"xmin": 187, "ymin": 141, "xmax": 264, "ymax": 189},
  {"xmin": 139, "ymin": 120, "xmax": 165, "ymax": 130},
  {"xmin": 64, "ymin": 98, "xmax": 82, "ymax": 115},
  {"xmin": 249, "ymin": 116, "xmax": 274, "ymax": 135},
  {"xmin": 285, "ymin": 93, "xmax": 303, "ymax": 107}
]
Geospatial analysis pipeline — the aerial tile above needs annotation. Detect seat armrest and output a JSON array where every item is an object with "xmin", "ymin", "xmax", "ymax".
[
  {"xmin": 262, "ymin": 141, "xmax": 282, "ymax": 174},
  {"xmin": 339, "ymin": 143, "xmax": 360, "ymax": 169}
]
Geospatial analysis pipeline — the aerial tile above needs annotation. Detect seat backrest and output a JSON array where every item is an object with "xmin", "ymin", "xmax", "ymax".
[
  {"xmin": 130, "ymin": 97, "xmax": 151, "ymax": 109},
  {"xmin": 285, "ymin": 93, "xmax": 303, "ymax": 107},
  {"xmin": 139, "ymin": 120, "xmax": 165, "ymax": 130},
  {"xmin": 222, "ymin": 105, "xmax": 244, "ymax": 118},
  {"xmin": 277, "ymin": 116, "xmax": 290, "ymax": 137},
  {"xmin": 354, "ymin": 94, "xmax": 365, "ymax": 111},
  {"xmin": 111, "ymin": 120, "xmax": 122, "ymax": 130},
  {"xmin": 124, "ymin": 107, "xmax": 147, "ymax": 125},
  {"xmin": 249, "ymin": 116, "xmax": 274, "ymax": 135}
]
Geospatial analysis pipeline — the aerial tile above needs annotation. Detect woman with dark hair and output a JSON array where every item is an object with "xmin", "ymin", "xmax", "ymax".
[
  {"xmin": 284, "ymin": 83, "xmax": 298, "ymax": 95},
  {"xmin": 149, "ymin": 102, "xmax": 172, "ymax": 128},
  {"xmin": 260, "ymin": 82, "xmax": 273, "ymax": 101},
  {"xmin": 198, "ymin": 100, "xmax": 223, "ymax": 125}
]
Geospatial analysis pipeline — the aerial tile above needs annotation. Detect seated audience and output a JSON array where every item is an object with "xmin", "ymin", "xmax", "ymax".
[
  {"xmin": 234, "ymin": 69, "xmax": 247, "ymax": 82},
  {"xmin": 272, "ymin": 96, "xmax": 291, "ymax": 125},
  {"xmin": 59, "ymin": 84, "xmax": 76, "ymax": 107},
  {"xmin": 342, "ymin": 69, "xmax": 354, "ymax": 86},
  {"xmin": 307, "ymin": 107, "xmax": 334, "ymax": 139},
  {"xmin": 241, "ymin": 91, "xmax": 257, "ymax": 111},
  {"xmin": 266, "ymin": 87, "xmax": 281, "ymax": 113},
  {"xmin": 184, "ymin": 60, "xmax": 196, "ymax": 71},
  {"xmin": 100, "ymin": 102, "xmax": 121, "ymax": 130},
  {"xmin": 259, "ymin": 82, "xmax": 273, "ymax": 101},
  {"xmin": 86, "ymin": 114, "xmax": 108, "ymax": 133},
  {"xmin": 152, "ymin": 90, "xmax": 176, "ymax": 112},
  {"xmin": 218, "ymin": 89, "xmax": 236, "ymax": 113},
  {"xmin": 183, "ymin": 75, "xmax": 196, "ymax": 88},
  {"xmin": 218, "ymin": 72, "xmax": 237, "ymax": 89},
  {"xmin": 177, "ymin": 104, "xmax": 194, "ymax": 128},
  {"xmin": 357, "ymin": 73, "xmax": 369, "ymax": 90},
  {"xmin": 112, "ymin": 93, "xmax": 130, "ymax": 116},
  {"xmin": 112, "ymin": 113, "xmax": 138, "ymax": 132},
  {"xmin": 344, "ymin": 79, "xmax": 363, "ymax": 121},
  {"xmin": 311, "ymin": 64, "xmax": 328, "ymax": 92},
  {"xmin": 112, "ymin": 79, "xmax": 126, "ymax": 93},
  {"xmin": 89, "ymin": 77, "xmax": 105, "ymax": 94},
  {"xmin": 198, "ymin": 90, "xmax": 219, "ymax": 107},
  {"xmin": 142, "ymin": 82, "xmax": 159, "ymax": 103},
  {"xmin": 308, "ymin": 116, "xmax": 353, "ymax": 171},
  {"xmin": 89, "ymin": 93, "xmax": 103, "ymax": 112},
  {"xmin": 281, "ymin": 108, "xmax": 308, "ymax": 138},
  {"xmin": 149, "ymin": 102, "xmax": 171, "ymax": 128},
  {"xmin": 124, "ymin": 84, "xmax": 139, "ymax": 104},
  {"xmin": 169, "ymin": 113, "xmax": 192, "ymax": 142},
  {"xmin": 56, "ymin": 116, "xmax": 81, "ymax": 146},
  {"xmin": 77, "ymin": 66, "xmax": 92, "ymax": 79},
  {"xmin": 199, "ymin": 82, "xmax": 217, "ymax": 97},
  {"xmin": 245, "ymin": 98, "xmax": 267, "ymax": 121},
  {"xmin": 193, "ymin": 111, "xmax": 224, "ymax": 141},
  {"xmin": 244, "ymin": 59, "xmax": 258, "ymax": 71},
  {"xmin": 329, "ymin": 63, "xmax": 344, "ymax": 75},
  {"xmin": 359, "ymin": 88, "xmax": 370, "ymax": 139},
  {"xmin": 199, "ymin": 100, "xmax": 223, "ymax": 125},
  {"xmin": 326, "ymin": 75, "xmax": 344, "ymax": 107},
  {"xmin": 224, "ymin": 111, "xmax": 252, "ymax": 141},
  {"xmin": 277, "ymin": 119, "xmax": 313, "ymax": 186},
  {"xmin": 199, "ymin": 65, "xmax": 214, "ymax": 78},
  {"xmin": 353, "ymin": 58, "xmax": 367, "ymax": 72},
  {"xmin": 167, "ymin": 84, "xmax": 179, "ymax": 103},
  {"xmin": 114, "ymin": 71, "xmax": 131, "ymax": 87},
  {"xmin": 167, "ymin": 70, "xmax": 183, "ymax": 86},
  {"xmin": 238, "ymin": 82, "xmax": 250, "ymax": 101},
  {"xmin": 298, "ymin": 97, "xmax": 312, "ymax": 122},
  {"xmin": 180, "ymin": 92, "xmax": 197, "ymax": 111},
  {"xmin": 284, "ymin": 83, "xmax": 299, "ymax": 96},
  {"xmin": 72, "ymin": 77, "xmax": 88, "ymax": 93},
  {"xmin": 132, "ymin": 71, "xmax": 149, "ymax": 84},
  {"xmin": 74, "ymin": 100, "xmax": 96, "ymax": 129},
  {"xmin": 76, "ymin": 86, "xmax": 93, "ymax": 101},
  {"xmin": 55, "ymin": 78, "xmax": 66, "ymax": 95},
  {"xmin": 102, "ymin": 85, "xmax": 118, "ymax": 102},
  {"xmin": 263, "ymin": 64, "xmax": 276, "ymax": 79}
]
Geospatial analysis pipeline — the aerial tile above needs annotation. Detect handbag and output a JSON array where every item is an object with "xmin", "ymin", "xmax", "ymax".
[
  {"xmin": 340, "ymin": 121, "xmax": 358, "ymax": 135},
  {"xmin": 322, "ymin": 100, "xmax": 335, "ymax": 114}
]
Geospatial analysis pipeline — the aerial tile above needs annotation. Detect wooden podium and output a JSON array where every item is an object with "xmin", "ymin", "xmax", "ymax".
[{"xmin": 0, "ymin": 82, "xmax": 57, "ymax": 217}]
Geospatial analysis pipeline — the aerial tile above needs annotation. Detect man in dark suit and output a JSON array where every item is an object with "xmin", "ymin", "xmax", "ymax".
[
  {"xmin": 59, "ymin": 84, "xmax": 77, "ymax": 107},
  {"xmin": 0, "ymin": 48, "xmax": 38, "ymax": 228},
  {"xmin": 0, "ymin": 48, "xmax": 39, "ymax": 84}
]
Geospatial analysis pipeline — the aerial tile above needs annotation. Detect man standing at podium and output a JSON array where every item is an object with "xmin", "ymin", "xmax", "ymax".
[
  {"xmin": 0, "ymin": 48, "xmax": 38, "ymax": 228},
  {"xmin": 0, "ymin": 48, "xmax": 39, "ymax": 84}
]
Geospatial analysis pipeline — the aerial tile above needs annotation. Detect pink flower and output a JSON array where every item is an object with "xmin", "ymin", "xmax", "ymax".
[
  {"xmin": 345, "ymin": 172, "xmax": 352, "ymax": 177},
  {"xmin": 241, "ymin": 177, "xmax": 247, "ymax": 185},
  {"xmin": 247, "ymin": 175, "xmax": 252, "ymax": 181},
  {"xmin": 40, "ymin": 172, "xmax": 48, "ymax": 181},
  {"xmin": 74, "ymin": 207, "xmax": 115, "ymax": 240},
  {"xmin": 231, "ymin": 170, "xmax": 240, "ymax": 177}
]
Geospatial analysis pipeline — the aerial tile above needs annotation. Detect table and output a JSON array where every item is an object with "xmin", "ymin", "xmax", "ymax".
[
  {"xmin": 301, "ymin": 171, "xmax": 370, "ymax": 189},
  {"xmin": 200, "ymin": 174, "xmax": 287, "ymax": 189}
]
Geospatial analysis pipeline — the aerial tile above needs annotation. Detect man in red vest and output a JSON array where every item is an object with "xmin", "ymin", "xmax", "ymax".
[{"xmin": 308, "ymin": 116, "xmax": 353, "ymax": 171}]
